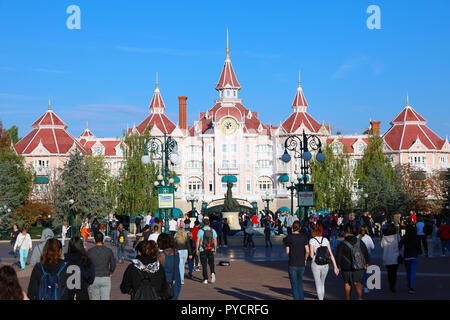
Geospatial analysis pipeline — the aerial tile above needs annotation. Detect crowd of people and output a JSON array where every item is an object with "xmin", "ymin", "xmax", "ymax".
[
  {"xmin": 1, "ymin": 208, "xmax": 449, "ymax": 301},
  {"xmin": 282, "ymin": 210, "xmax": 450, "ymax": 300},
  {"xmin": 0, "ymin": 212, "xmax": 221, "ymax": 300}
]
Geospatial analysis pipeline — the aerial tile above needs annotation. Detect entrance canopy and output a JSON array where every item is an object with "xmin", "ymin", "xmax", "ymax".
[{"xmin": 221, "ymin": 175, "xmax": 237, "ymax": 183}]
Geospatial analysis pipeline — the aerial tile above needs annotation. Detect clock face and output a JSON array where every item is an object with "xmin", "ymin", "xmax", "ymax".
[{"xmin": 220, "ymin": 117, "xmax": 238, "ymax": 135}]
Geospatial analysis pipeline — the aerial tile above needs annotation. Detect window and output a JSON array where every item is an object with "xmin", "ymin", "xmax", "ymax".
[
  {"xmin": 246, "ymin": 179, "xmax": 251, "ymax": 192},
  {"xmin": 409, "ymin": 155, "xmax": 426, "ymax": 168},
  {"xmin": 246, "ymin": 159, "xmax": 250, "ymax": 169},
  {"xmin": 34, "ymin": 159, "xmax": 49, "ymax": 168},
  {"xmin": 257, "ymin": 177, "xmax": 273, "ymax": 192},
  {"xmin": 256, "ymin": 145, "xmax": 272, "ymax": 153},
  {"xmin": 333, "ymin": 144, "xmax": 342, "ymax": 154},
  {"xmin": 222, "ymin": 182, "xmax": 237, "ymax": 192},
  {"xmin": 208, "ymin": 180, "xmax": 213, "ymax": 192},
  {"xmin": 257, "ymin": 160, "xmax": 272, "ymax": 168},
  {"xmin": 222, "ymin": 160, "xmax": 228, "ymax": 168},
  {"xmin": 93, "ymin": 146, "xmax": 103, "ymax": 156},
  {"xmin": 188, "ymin": 179, "xmax": 202, "ymax": 192},
  {"xmin": 222, "ymin": 144, "xmax": 227, "ymax": 153},
  {"xmin": 356, "ymin": 144, "xmax": 365, "ymax": 154},
  {"xmin": 208, "ymin": 145, "xmax": 212, "ymax": 153},
  {"xmin": 208, "ymin": 160, "xmax": 213, "ymax": 169},
  {"xmin": 231, "ymin": 144, "xmax": 237, "ymax": 153},
  {"xmin": 187, "ymin": 161, "xmax": 201, "ymax": 169},
  {"xmin": 439, "ymin": 156, "xmax": 448, "ymax": 168},
  {"xmin": 246, "ymin": 144, "xmax": 250, "ymax": 153}
]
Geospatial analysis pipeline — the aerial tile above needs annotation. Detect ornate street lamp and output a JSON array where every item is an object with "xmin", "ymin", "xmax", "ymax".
[
  {"xmin": 282, "ymin": 130, "xmax": 325, "ymax": 219},
  {"xmin": 186, "ymin": 192, "xmax": 199, "ymax": 218},
  {"xmin": 142, "ymin": 133, "xmax": 180, "ymax": 234},
  {"xmin": 261, "ymin": 191, "xmax": 274, "ymax": 216}
]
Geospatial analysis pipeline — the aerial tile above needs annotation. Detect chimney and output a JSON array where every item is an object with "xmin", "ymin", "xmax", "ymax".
[
  {"xmin": 178, "ymin": 96, "xmax": 187, "ymax": 130},
  {"xmin": 369, "ymin": 121, "xmax": 381, "ymax": 136}
]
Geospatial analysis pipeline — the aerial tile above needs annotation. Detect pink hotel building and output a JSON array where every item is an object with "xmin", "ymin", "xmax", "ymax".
[{"xmin": 13, "ymin": 45, "xmax": 450, "ymax": 213}]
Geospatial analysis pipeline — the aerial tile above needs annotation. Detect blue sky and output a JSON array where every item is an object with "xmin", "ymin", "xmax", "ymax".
[{"xmin": 1, "ymin": 0, "xmax": 449, "ymax": 139}]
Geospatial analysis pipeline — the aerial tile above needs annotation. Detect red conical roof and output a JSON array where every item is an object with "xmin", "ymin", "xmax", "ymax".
[
  {"xmin": 292, "ymin": 77, "xmax": 308, "ymax": 107},
  {"xmin": 149, "ymin": 84, "xmax": 166, "ymax": 110}
]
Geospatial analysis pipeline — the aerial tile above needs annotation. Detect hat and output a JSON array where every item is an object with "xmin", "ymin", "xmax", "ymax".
[{"xmin": 203, "ymin": 216, "xmax": 210, "ymax": 221}]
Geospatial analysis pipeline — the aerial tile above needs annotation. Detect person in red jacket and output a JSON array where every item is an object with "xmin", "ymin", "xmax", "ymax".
[
  {"xmin": 437, "ymin": 219, "xmax": 450, "ymax": 256},
  {"xmin": 190, "ymin": 220, "xmax": 201, "ymax": 271}
]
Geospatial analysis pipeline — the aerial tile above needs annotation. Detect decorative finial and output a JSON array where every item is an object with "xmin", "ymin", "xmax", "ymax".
[
  {"xmin": 48, "ymin": 97, "xmax": 51, "ymax": 110},
  {"xmin": 86, "ymin": 121, "xmax": 89, "ymax": 130},
  {"xmin": 156, "ymin": 72, "xmax": 159, "ymax": 89},
  {"xmin": 298, "ymin": 70, "xmax": 301, "ymax": 87},
  {"xmin": 406, "ymin": 92, "xmax": 409, "ymax": 106},
  {"xmin": 226, "ymin": 26, "xmax": 230, "ymax": 58}
]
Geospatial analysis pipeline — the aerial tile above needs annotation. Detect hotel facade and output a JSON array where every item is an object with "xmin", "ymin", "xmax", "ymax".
[{"xmin": 13, "ymin": 43, "xmax": 450, "ymax": 214}]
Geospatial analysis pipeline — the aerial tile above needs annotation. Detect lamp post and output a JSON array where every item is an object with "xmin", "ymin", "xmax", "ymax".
[
  {"xmin": 186, "ymin": 192, "xmax": 199, "ymax": 218},
  {"xmin": 282, "ymin": 130, "xmax": 325, "ymax": 220},
  {"xmin": 261, "ymin": 191, "xmax": 274, "ymax": 216},
  {"xmin": 69, "ymin": 199, "xmax": 74, "ymax": 238},
  {"xmin": 364, "ymin": 193, "xmax": 368, "ymax": 212},
  {"xmin": 141, "ymin": 133, "xmax": 179, "ymax": 234}
]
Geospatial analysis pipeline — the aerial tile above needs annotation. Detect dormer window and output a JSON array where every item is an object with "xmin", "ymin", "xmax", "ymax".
[{"xmin": 94, "ymin": 146, "xmax": 103, "ymax": 156}]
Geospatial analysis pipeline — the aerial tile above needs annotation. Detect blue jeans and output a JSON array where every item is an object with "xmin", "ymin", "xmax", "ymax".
[
  {"xmin": 441, "ymin": 239, "xmax": 449, "ymax": 255},
  {"xmin": 288, "ymin": 266, "xmax": 305, "ymax": 300},
  {"xmin": 117, "ymin": 244, "xmax": 125, "ymax": 261},
  {"xmin": 178, "ymin": 249, "xmax": 188, "ymax": 282},
  {"xmin": 188, "ymin": 257, "xmax": 193, "ymax": 276},
  {"xmin": 404, "ymin": 258, "xmax": 418, "ymax": 289},
  {"xmin": 331, "ymin": 234, "xmax": 338, "ymax": 252},
  {"xmin": 246, "ymin": 234, "xmax": 255, "ymax": 248},
  {"xmin": 19, "ymin": 249, "xmax": 29, "ymax": 269},
  {"xmin": 265, "ymin": 233, "xmax": 272, "ymax": 247}
]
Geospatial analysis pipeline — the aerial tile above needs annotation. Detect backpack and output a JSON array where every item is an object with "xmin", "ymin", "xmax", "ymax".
[
  {"xmin": 201, "ymin": 228, "xmax": 214, "ymax": 251},
  {"xmin": 423, "ymin": 222, "xmax": 433, "ymax": 235},
  {"xmin": 37, "ymin": 262, "xmax": 68, "ymax": 300},
  {"xmin": 132, "ymin": 271, "xmax": 158, "ymax": 300},
  {"xmin": 313, "ymin": 238, "xmax": 331, "ymax": 265},
  {"xmin": 118, "ymin": 230, "xmax": 126, "ymax": 244},
  {"xmin": 343, "ymin": 239, "xmax": 366, "ymax": 270}
]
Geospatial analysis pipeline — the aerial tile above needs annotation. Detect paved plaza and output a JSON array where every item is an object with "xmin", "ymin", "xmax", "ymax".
[{"xmin": 1, "ymin": 236, "xmax": 449, "ymax": 300}]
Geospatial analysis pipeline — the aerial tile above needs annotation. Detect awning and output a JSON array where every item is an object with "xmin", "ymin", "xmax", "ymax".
[
  {"xmin": 278, "ymin": 174, "xmax": 289, "ymax": 182},
  {"xmin": 221, "ymin": 175, "xmax": 237, "ymax": 183},
  {"xmin": 172, "ymin": 208, "xmax": 183, "ymax": 219},
  {"xmin": 278, "ymin": 206, "xmax": 291, "ymax": 214},
  {"xmin": 173, "ymin": 176, "xmax": 180, "ymax": 183},
  {"xmin": 34, "ymin": 176, "xmax": 49, "ymax": 184}
]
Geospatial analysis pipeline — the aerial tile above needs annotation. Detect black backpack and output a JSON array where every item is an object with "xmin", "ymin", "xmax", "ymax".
[
  {"xmin": 201, "ymin": 228, "xmax": 214, "ymax": 251},
  {"xmin": 343, "ymin": 239, "xmax": 366, "ymax": 270},
  {"xmin": 313, "ymin": 237, "xmax": 331, "ymax": 265},
  {"xmin": 132, "ymin": 271, "xmax": 158, "ymax": 300}
]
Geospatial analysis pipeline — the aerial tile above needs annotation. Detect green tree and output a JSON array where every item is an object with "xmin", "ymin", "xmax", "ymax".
[
  {"xmin": 52, "ymin": 151, "xmax": 103, "ymax": 233},
  {"xmin": 0, "ymin": 121, "xmax": 33, "ymax": 229},
  {"xmin": 6, "ymin": 125, "xmax": 19, "ymax": 144},
  {"xmin": 86, "ymin": 155, "xmax": 110, "ymax": 218},
  {"xmin": 355, "ymin": 136, "xmax": 406, "ymax": 219},
  {"xmin": 117, "ymin": 128, "xmax": 160, "ymax": 217},
  {"xmin": 310, "ymin": 144, "xmax": 353, "ymax": 213}
]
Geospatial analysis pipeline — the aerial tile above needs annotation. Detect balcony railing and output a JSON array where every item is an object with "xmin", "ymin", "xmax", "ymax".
[
  {"xmin": 33, "ymin": 167, "xmax": 50, "ymax": 176},
  {"xmin": 218, "ymin": 168, "xmax": 239, "ymax": 175}
]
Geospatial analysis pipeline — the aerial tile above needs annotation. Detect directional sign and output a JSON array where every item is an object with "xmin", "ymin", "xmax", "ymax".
[
  {"xmin": 298, "ymin": 183, "xmax": 314, "ymax": 207},
  {"xmin": 158, "ymin": 186, "xmax": 175, "ymax": 209}
]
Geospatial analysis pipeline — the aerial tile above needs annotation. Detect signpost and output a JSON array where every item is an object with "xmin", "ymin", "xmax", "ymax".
[{"xmin": 298, "ymin": 184, "xmax": 314, "ymax": 207}]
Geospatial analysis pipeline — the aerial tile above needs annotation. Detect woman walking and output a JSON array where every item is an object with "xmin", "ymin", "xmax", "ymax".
[
  {"xmin": 380, "ymin": 224, "xmax": 400, "ymax": 293},
  {"xmin": 27, "ymin": 238, "xmax": 70, "ymax": 300},
  {"xmin": 62, "ymin": 221, "xmax": 70, "ymax": 247},
  {"xmin": 80, "ymin": 218, "xmax": 90, "ymax": 246},
  {"xmin": 65, "ymin": 237, "xmax": 95, "ymax": 300},
  {"xmin": 10, "ymin": 224, "xmax": 20, "ymax": 258},
  {"xmin": 120, "ymin": 240, "xmax": 170, "ymax": 300},
  {"xmin": 174, "ymin": 228, "xmax": 192, "ymax": 285},
  {"xmin": 309, "ymin": 223, "xmax": 339, "ymax": 300},
  {"xmin": 157, "ymin": 233, "xmax": 181, "ymax": 300},
  {"xmin": 0, "ymin": 265, "xmax": 29, "ymax": 300},
  {"xmin": 399, "ymin": 224, "xmax": 421, "ymax": 294},
  {"xmin": 357, "ymin": 226, "xmax": 375, "ymax": 293},
  {"xmin": 284, "ymin": 221, "xmax": 309, "ymax": 300},
  {"xmin": 13, "ymin": 227, "xmax": 33, "ymax": 270}
]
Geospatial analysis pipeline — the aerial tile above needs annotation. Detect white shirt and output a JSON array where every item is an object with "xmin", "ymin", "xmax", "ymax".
[
  {"xmin": 62, "ymin": 225, "xmax": 68, "ymax": 236},
  {"xmin": 145, "ymin": 215, "xmax": 152, "ymax": 226},
  {"xmin": 148, "ymin": 232, "xmax": 160, "ymax": 243},
  {"xmin": 357, "ymin": 234, "xmax": 375, "ymax": 254},
  {"xmin": 309, "ymin": 236, "xmax": 330, "ymax": 263},
  {"xmin": 169, "ymin": 220, "xmax": 178, "ymax": 231},
  {"xmin": 14, "ymin": 233, "xmax": 32, "ymax": 251}
]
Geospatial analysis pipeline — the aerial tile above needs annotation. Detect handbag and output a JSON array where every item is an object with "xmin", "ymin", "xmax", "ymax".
[{"xmin": 165, "ymin": 250, "xmax": 177, "ymax": 299}]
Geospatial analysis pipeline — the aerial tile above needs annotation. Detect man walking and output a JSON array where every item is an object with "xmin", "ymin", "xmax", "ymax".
[
  {"xmin": 88, "ymin": 232, "xmax": 116, "ymax": 300},
  {"xmin": 335, "ymin": 224, "xmax": 370, "ymax": 300},
  {"xmin": 286, "ymin": 211, "xmax": 294, "ymax": 235},
  {"xmin": 116, "ymin": 224, "xmax": 128, "ymax": 263},
  {"xmin": 416, "ymin": 216, "xmax": 429, "ymax": 257},
  {"xmin": 109, "ymin": 215, "xmax": 118, "ymax": 245},
  {"xmin": 196, "ymin": 217, "xmax": 217, "ymax": 284}
]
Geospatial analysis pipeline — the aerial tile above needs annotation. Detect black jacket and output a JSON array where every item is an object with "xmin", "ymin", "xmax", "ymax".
[
  {"xmin": 175, "ymin": 238, "xmax": 192, "ymax": 256},
  {"xmin": 64, "ymin": 252, "xmax": 95, "ymax": 292},
  {"xmin": 120, "ymin": 256, "xmax": 169, "ymax": 300},
  {"xmin": 335, "ymin": 235, "xmax": 370, "ymax": 271},
  {"xmin": 27, "ymin": 260, "xmax": 71, "ymax": 300},
  {"xmin": 399, "ymin": 236, "xmax": 422, "ymax": 258}
]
